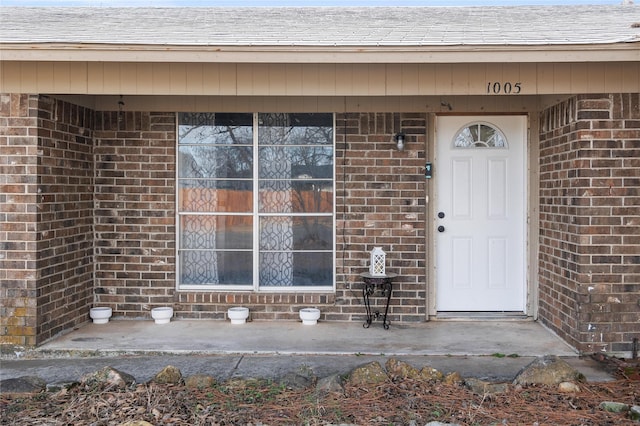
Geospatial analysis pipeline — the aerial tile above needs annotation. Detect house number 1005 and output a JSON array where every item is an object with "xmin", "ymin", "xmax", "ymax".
[{"xmin": 487, "ymin": 82, "xmax": 522, "ymax": 94}]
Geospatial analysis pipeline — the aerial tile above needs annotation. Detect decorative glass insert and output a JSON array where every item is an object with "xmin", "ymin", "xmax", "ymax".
[
  {"xmin": 177, "ymin": 112, "xmax": 334, "ymax": 290},
  {"xmin": 454, "ymin": 123, "xmax": 507, "ymax": 149}
]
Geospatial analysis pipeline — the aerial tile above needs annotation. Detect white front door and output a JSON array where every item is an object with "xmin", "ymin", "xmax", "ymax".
[{"xmin": 435, "ymin": 115, "xmax": 526, "ymax": 312}]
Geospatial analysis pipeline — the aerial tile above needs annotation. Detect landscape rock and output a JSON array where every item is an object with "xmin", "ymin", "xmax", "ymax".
[
  {"xmin": 599, "ymin": 401, "xmax": 630, "ymax": 413},
  {"xmin": 185, "ymin": 374, "xmax": 216, "ymax": 390},
  {"xmin": 444, "ymin": 371, "xmax": 463, "ymax": 385},
  {"xmin": 425, "ymin": 421, "xmax": 462, "ymax": 426},
  {"xmin": 81, "ymin": 366, "xmax": 135, "ymax": 389},
  {"xmin": 0, "ymin": 376, "xmax": 46, "ymax": 394},
  {"xmin": 513, "ymin": 355, "xmax": 584, "ymax": 385},
  {"xmin": 558, "ymin": 381, "xmax": 580, "ymax": 393},
  {"xmin": 630, "ymin": 405, "xmax": 640, "ymax": 421},
  {"xmin": 315, "ymin": 373, "xmax": 345, "ymax": 396},
  {"xmin": 281, "ymin": 370, "xmax": 317, "ymax": 390},
  {"xmin": 385, "ymin": 358, "xmax": 421, "ymax": 380},
  {"xmin": 119, "ymin": 422, "xmax": 154, "ymax": 426},
  {"xmin": 348, "ymin": 361, "xmax": 388, "ymax": 386},
  {"xmin": 152, "ymin": 365, "xmax": 183, "ymax": 384},
  {"xmin": 420, "ymin": 366, "xmax": 444, "ymax": 382},
  {"xmin": 464, "ymin": 378, "xmax": 509, "ymax": 396}
]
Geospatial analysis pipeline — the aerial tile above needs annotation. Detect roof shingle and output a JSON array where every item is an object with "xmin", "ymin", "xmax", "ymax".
[{"xmin": 1, "ymin": 5, "xmax": 639, "ymax": 47}]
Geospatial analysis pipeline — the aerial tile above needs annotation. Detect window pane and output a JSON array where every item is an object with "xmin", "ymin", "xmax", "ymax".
[
  {"xmin": 260, "ymin": 216, "xmax": 332, "ymax": 250},
  {"xmin": 180, "ymin": 250, "xmax": 252, "ymax": 285},
  {"xmin": 179, "ymin": 146, "xmax": 252, "ymax": 179},
  {"xmin": 178, "ymin": 113, "xmax": 253, "ymax": 145},
  {"xmin": 260, "ymin": 251, "xmax": 333, "ymax": 286},
  {"xmin": 258, "ymin": 146, "xmax": 333, "ymax": 179},
  {"xmin": 292, "ymin": 216, "xmax": 333, "ymax": 250},
  {"xmin": 179, "ymin": 180, "xmax": 252, "ymax": 212},
  {"xmin": 180, "ymin": 215, "xmax": 252, "ymax": 249},
  {"xmin": 258, "ymin": 113, "xmax": 333, "ymax": 146},
  {"xmin": 259, "ymin": 180, "xmax": 333, "ymax": 213},
  {"xmin": 259, "ymin": 216, "xmax": 293, "ymax": 251},
  {"xmin": 454, "ymin": 123, "xmax": 507, "ymax": 149}
]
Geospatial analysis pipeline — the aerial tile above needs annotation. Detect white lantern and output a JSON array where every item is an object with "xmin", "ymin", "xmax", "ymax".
[{"xmin": 369, "ymin": 247, "xmax": 386, "ymax": 277}]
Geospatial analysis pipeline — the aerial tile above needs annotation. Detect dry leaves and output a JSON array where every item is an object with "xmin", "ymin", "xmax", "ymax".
[{"xmin": 1, "ymin": 376, "xmax": 638, "ymax": 425}]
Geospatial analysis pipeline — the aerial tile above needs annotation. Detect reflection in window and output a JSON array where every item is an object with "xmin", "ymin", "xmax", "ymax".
[
  {"xmin": 177, "ymin": 112, "xmax": 334, "ymax": 290},
  {"xmin": 454, "ymin": 123, "xmax": 507, "ymax": 148}
]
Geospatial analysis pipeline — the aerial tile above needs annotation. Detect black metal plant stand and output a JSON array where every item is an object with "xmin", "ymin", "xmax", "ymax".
[{"xmin": 360, "ymin": 272, "xmax": 396, "ymax": 330}]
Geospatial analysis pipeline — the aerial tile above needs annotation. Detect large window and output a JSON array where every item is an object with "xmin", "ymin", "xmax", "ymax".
[{"xmin": 177, "ymin": 112, "xmax": 335, "ymax": 290}]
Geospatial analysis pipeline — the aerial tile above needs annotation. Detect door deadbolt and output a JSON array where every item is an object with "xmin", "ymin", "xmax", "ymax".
[{"xmin": 437, "ymin": 212, "xmax": 445, "ymax": 219}]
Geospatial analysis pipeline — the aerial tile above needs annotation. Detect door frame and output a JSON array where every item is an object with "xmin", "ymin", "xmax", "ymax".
[{"xmin": 426, "ymin": 112, "xmax": 538, "ymax": 319}]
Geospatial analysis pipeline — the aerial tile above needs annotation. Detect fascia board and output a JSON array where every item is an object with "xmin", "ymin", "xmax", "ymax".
[{"xmin": 1, "ymin": 43, "xmax": 639, "ymax": 64}]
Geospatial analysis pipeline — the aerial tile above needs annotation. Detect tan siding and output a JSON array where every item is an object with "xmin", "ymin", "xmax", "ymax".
[
  {"xmin": 201, "ymin": 63, "xmax": 221, "ymax": 94},
  {"xmin": 219, "ymin": 63, "xmax": 238, "ymax": 95},
  {"xmin": 552, "ymin": 63, "xmax": 572, "ymax": 94},
  {"xmin": 36, "ymin": 62, "xmax": 54, "ymax": 92},
  {"xmin": 587, "ymin": 62, "xmax": 606, "ymax": 93},
  {"xmin": 104, "ymin": 63, "xmax": 124, "ymax": 93},
  {"xmin": 401, "ymin": 64, "xmax": 420, "ymax": 96},
  {"xmin": 301, "ymin": 64, "xmax": 320, "ymax": 95},
  {"xmin": 368, "ymin": 64, "xmax": 386, "ymax": 95},
  {"xmin": 185, "ymin": 63, "xmax": 204, "ymax": 95},
  {"xmin": 86, "ymin": 62, "xmax": 104, "ymax": 93},
  {"xmin": 434, "ymin": 64, "xmax": 452, "ymax": 95},
  {"xmin": 169, "ymin": 63, "xmax": 188, "ymax": 94},
  {"xmin": 120, "ymin": 63, "xmax": 138, "ymax": 94},
  {"xmin": 5, "ymin": 61, "xmax": 638, "ymax": 96},
  {"xmin": 450, "ymin": 64, "xmax": 469, "ymax": 95},
  {"xmin": 417, "ymin": 64, "xmax": 436, "ymax": 95},
  {"xmin": 1, "ymin": 62, "xmax": 20, "ymax": 91},
  {"xmin": 570, "ymin": 63, "xmax": 589, "ymax": 93},
  {"xmin": 621, "ymin": 62, "xmax": 640, "ymax": 92},
  {"xmin": 467, "ymin": 64, "xmax": 486, "ymax": 96},
  {"xmin": 236, "ymin": 63, "xmax": 254, "ymax": 95},
  {"xmin": 269, "ymin": 64, "xmax": 288, "ymax": 95},
  {"xmin": 87, "ymin": 94, "xmax": 543, "ymax": 112},
  {"xmin": 335, "ymin": 64, "xmax": 354, "ymax": 95},
  {"xmin": 285, "ymin": 64, "xmax": 303, "ymax": 95},
  {"xmin": 316, "ymin": 64, "xmax": 336, "ymax": 95}
]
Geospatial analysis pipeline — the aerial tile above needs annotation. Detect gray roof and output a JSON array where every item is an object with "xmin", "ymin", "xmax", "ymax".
[{"xmin": 1, "ymin": 6, "xmax": 639, "ymax": 47}]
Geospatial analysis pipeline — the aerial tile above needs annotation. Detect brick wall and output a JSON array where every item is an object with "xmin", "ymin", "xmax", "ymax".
[
  {"xmin": 0, "ymin": 94, "xmax": 39, "ymax": 346},
  {"xmin": 93, "ymin": 111, "xmax": 176, "ymax": 318},
  {"xmin": 539, "ymin": 93, "xmax": 640, "ymax": 355},
  {"xmin": 175, "ymin": 112, "xmax": 428, "ymax": 323},
  {"xmin": 3, "ymin": 101, "xmax": 430, "ymax": 344},
  {"xmin": 1, "ymin": 94, "xmax": 94, "ymax": 346},
  {"xmin": 336, "ymin": 113, "xmax": 427, "ymax": 323},
  {"xmin": 36, "ymin": 96, "xmax": 95, "ymax": 343}
]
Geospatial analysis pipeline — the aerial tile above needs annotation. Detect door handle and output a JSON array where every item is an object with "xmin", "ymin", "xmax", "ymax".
[{"xmin": 437, "ymin": 225, "xmax": 445, "ymax": 233}]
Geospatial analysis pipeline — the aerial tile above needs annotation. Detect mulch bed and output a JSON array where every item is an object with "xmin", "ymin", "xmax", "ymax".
[{"xmin": 2, "ymin": 375, "xmax": 638, "ymax": 425}]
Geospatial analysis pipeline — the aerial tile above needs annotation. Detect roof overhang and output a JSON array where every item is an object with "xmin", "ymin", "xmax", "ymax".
[{"xmin": 2, "ymin": 42, "xmax": 639, "ymax": 64}]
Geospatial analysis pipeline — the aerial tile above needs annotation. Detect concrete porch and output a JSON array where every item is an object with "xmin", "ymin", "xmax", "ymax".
[
  {"xmin": 38, "ymin": 319, "xmax": 576, "ymax": 357},
  {"xmin": 3, "ymin": 319, "xmax": 618, "ymax": 386}
]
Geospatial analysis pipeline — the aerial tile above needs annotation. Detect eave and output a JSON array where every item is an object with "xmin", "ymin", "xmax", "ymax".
[{"xmin": 1, "ymin": 42, "xmax": 639, "ymax": 64}]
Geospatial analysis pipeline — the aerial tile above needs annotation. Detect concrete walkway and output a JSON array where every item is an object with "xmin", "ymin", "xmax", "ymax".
[
  {"xmin": 1, "ymin": 320, "xmax": 613, "ymax": 386},
  {"xmin": 37, "ymin": 319, "xmax": 575, "ymax": 357}
]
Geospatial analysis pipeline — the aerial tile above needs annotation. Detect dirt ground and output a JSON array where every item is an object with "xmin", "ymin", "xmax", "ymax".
[{"xmin": 2, "ymin": 372, "xmax": 639, "ymax": 426}]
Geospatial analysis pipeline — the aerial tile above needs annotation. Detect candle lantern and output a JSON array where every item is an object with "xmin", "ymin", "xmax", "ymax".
[{"xmin": 369, "ymin": 247, "xmax": 386, "ymax": 277}]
